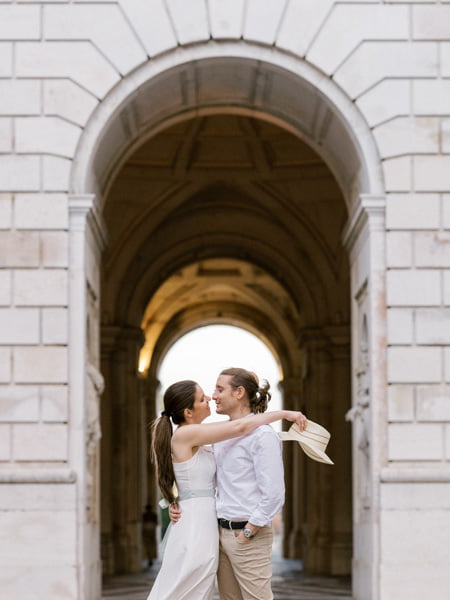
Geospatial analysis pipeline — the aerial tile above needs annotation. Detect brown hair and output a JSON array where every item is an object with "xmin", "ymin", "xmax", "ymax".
[
  {"xmin": 150, "ymin": 380, "xmax": 197, "ymax": 504},
  {"xmin": 219, "ymin": 367, "xmax": 271, "ymax": 413}
]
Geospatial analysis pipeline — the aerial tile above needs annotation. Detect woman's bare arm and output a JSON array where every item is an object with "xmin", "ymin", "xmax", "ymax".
[{"xmin": 172, "ymin": 410, "xmax": 306, "ymax": 459}]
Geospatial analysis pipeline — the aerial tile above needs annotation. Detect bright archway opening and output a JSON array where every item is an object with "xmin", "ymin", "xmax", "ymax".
[{"xmin": 157, "ymin": 324, "xmax": 283, "ymax": 427}]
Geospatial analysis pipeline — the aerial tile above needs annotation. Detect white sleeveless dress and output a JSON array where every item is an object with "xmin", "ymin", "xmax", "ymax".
[{"xmin": 147, "ymin": 446, "xmax": 218, "ymax": 600}]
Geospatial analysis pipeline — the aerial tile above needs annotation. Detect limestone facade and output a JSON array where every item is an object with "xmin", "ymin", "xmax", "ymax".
[{"xmin": 0, "ymin": 2, "xmax": 449, "ymax": 599}]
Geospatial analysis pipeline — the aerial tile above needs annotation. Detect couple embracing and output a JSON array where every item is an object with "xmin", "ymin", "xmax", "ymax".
[{"xmin": 147, "ymin": 367, "xmax": 308, "ymax": 600}]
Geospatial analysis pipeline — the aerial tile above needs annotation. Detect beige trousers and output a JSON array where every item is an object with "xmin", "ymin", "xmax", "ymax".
[{"xmin": 217, "ymin": 526, "xmax": 274, "ymax": 600}]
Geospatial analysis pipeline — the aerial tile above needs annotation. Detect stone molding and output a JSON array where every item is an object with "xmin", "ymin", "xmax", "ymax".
[
  {"xmin": 381, "ymin": 467, "xmax": 450, "ymax": 483},
  {"xmin": 342, "ymin": 194, "xmax": 386, "ymax": 256},
  {"xmin": 68, "ymin": 193, "xmax": 108, "ymax": 254},
  {"xmin": 0, "ymin": 469, "xmax": 76, "ymax": 483}
]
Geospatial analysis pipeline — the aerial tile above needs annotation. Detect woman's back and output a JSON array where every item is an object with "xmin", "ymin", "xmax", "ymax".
[{"xmin": 173, "ymin": 445, "xmax": 216, "ymax": 495}]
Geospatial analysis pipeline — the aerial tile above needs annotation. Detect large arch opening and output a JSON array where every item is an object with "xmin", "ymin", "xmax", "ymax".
[
  {"xmin": 70, "ymin": 45, "xmax": 384, "ymax": 593},
  {"xmin": 99, "ymin": 110, "xmax": 352, "ymax": 579}
]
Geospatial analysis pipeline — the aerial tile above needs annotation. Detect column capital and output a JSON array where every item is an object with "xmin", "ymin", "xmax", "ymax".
[
  {"xmin": 342, "ymin": 194, "xmax": 386, "ymax": 254},
  {"xmin": 279, "ymin": 375, "xmax": 303, "ymax": 394},
  {"xmin": 322, "ymin": 324, "xmax": 350, "ymax": 348},
  {"xmin": 101, "ymin": 324, "xmax": 144, "ymax": 356},
  {"xmin": 279, "ymin": 375, "xmax": 304, "ymax": 410},
  {"xmin": 69, "ymin": 193, "xmax": 95, "ymax": 229},
  {"xmin": 69, "ymin": 193, "xmax": 108, "ymax": 253},
  {"xmin": 117, "ymin": 325, "xmax": 145, "ymax": 347},
  {"xmin": 101, "ymin": 325, "xmax": 122, "ymax": 355},
  {"xmin": 297, "ymin": 326, "xmax": 329, "ymax": 348}
]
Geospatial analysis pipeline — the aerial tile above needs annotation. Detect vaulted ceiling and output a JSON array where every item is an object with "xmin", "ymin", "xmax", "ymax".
[{"xmin": 102, "ymin": 113, "xmax": 349, "ymax": 376}]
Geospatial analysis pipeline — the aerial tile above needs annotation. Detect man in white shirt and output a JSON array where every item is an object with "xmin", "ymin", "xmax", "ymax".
[{"xmin": 212, "ymin": 367, "xmax": 305, "ymax": 600}]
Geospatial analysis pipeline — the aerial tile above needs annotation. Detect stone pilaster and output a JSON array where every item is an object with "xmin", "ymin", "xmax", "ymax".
[
  {"xmin": 323, "ymin": 326, "xmax": 352, "ymax": 575},
  {"xmin": 142, "ymin": 375, "xmax": 160, "ymax": 566},
  {"xmin": 343, "ymin": 194, "xmax": 386, "ymax": 600},
  {"xmin": 68, "ymin": 194, "xmax": 107, "ymax": 600},
  {"xmin": 99, "ymin": 325, "xmax": 120, "ymax": 576},
  {"xmin": 279, "ymin": 376, "xmax": 305, "ymax": 560},
  {"xmin": 291, "ymin": 325, "xmax": 351, "ymax": 575},
  {"xmin": 100, "ymin": 324, "xmax": 145, "ymax": 574}
]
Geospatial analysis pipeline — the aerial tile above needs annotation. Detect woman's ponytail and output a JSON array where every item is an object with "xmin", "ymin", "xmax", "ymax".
[
  {"xmin": 149, "ymin": 380, "xmax": 197, "ymax": 505},
  {"xmin": 150, "ymin": 415, "xmax": 176, "ymax": 504}
]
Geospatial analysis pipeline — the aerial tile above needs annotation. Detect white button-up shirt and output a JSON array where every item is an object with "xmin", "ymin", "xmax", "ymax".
[{"xmin": 213, "ymin": 424, "xmax": 285, "ymax": 527}]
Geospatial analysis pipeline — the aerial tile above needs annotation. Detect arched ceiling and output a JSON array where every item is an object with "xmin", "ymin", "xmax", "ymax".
[
  {"xmin": 81, "ymin": 54, "xmax": 376, "ymax": 207},
  {"xmin": 139, "ymin": 257, "xmax": 301, "ymax": 376},
  {"xmin": 102, "ymin": 113, "xmax": 349, "ymax": 377}
]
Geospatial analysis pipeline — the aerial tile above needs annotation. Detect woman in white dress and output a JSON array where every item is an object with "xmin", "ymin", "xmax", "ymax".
[{"xmin": 147, "ymin": 378, "xmax": 306, "ymax": 600}]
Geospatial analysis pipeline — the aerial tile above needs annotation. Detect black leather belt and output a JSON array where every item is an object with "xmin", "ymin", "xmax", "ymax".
[{"xmin": 218, "ymin": 518, "xmax": 247, "ymax": 530}]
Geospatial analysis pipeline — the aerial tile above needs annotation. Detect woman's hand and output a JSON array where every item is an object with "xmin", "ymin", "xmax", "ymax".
[
  {"xmin": 168, "ymin": 502, "xmax": 181, "ymax": 523},
  {"xmin": 285, "ymin": 411, "xmax": 308, "ymax": 431}
]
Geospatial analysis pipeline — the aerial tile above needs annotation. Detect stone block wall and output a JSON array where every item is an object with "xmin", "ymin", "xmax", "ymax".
[{"xmin": 0, "ymin": 483, "xmax": 77, "ymax": 599}]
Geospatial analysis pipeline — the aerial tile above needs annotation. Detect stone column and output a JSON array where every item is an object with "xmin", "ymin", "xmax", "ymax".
[
  {"xmin": 144, "ymin": 375, "xmax": 159, "ymax": 507},
  {"xmin": 298, "ymin": 328, "xmax": 333, "ymax": 574},
  {"xmin": 100, "ymin": 325, "xmax": 145, "ymax": 574},
  {"xmin": 100, "ymin": 325, "xmax": 121, "ymax": 576},
  {"xmin": 342, "ymin": 194, "xmax": 386, "ymax": 600},
  {"xmin": 323, "ymin": 326, "xmax": 352, "ymax": 575},
  {"xmin": 294, "ymin": 325, "xmax": 351, "ymax": 576},
  {"xmin": 142, "ymin": 375, "xmax": 160, "ymax": 565},
  {"xmin": 279, "ymin": 375, "xmax": 305, "ymax": 560},
  {"xmin": 68, "ymin": 194, "xmax": 107, "ymax": 600}
]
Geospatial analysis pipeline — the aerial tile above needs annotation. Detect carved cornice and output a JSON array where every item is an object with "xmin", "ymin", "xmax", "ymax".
[
  {"xmin": 381, "ymin": 467, "xmax": 450, "ymax": 483},
  {"xmin": 342, "ymin": 194, "xmax": 386, "ymax": 255},
  {"xmin": 69, "ymin": 193, "xmax": 95, "ymax": 231},
  {"xmin": 68, "ymin": 194, "xmax": 108, "ymax": 254}
]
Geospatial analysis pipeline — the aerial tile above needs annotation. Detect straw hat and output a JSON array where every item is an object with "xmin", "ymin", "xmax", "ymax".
[{"xmin": 278, "ymin": 420, "xmax": 334, "ymax": 465}]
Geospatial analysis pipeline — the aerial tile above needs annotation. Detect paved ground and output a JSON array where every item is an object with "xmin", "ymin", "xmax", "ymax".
[{"xmin": 102, "ymin": 555, "xmax": 352, "ymax": 600}]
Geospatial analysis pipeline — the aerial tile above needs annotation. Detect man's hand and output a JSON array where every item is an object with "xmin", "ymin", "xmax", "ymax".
[
  {"xmin": 235, "ymin": 522, "xmax": 260, "ymax": 544},
  {"xmin": 168, "ymin": 503, "xmax": 181, "ymax": 523},
  {"xmin": 235, "ymin": 530, "xmax": 251, "ymax": 544}
]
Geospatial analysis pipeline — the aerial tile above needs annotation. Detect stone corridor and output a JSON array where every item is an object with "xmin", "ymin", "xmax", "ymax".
[{"xmin": 102, "ymin": 556, "xmax": 352, "ymax": 600}]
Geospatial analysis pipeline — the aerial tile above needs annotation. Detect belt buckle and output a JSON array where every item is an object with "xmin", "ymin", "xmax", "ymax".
[{"xmin": 219, "ymin": 518, "xmax": 234, "ymax": 530}]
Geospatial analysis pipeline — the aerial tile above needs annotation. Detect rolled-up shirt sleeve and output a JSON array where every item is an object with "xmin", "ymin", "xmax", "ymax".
[{"xmin": 248, "ymin": 428, "xmax": 285, "ymax": 526}]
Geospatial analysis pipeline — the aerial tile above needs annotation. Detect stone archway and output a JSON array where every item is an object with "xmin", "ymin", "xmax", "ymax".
[
  {"xmin": 69, "ymin": 42, "xmax": 385, "ymax": 598},
  {"xmin": 71, "ymin": 43, "xmax": 383, "ymax": 207}
]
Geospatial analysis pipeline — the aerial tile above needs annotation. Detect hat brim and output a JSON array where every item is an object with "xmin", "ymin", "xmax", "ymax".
[
  {"xmin": 279, "ymin": 421, "xmax": 334, "ymax": 465},
  {"xmin": 299, "ymin": 441, "xmax": 334, "ymax": 465}
]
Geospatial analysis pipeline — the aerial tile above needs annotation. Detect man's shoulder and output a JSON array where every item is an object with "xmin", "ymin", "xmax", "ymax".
[
  {"xmin": 251, "ymin": 424, "xmax": 280, "ymax": 441},
  {"xmin": 255, "ymin": 423, "xmax": 277, "ymax": 433},
  {"xmin": 212, "ymin": 424, "xmax": 279, "ymax": 450}
]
